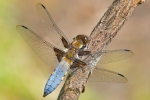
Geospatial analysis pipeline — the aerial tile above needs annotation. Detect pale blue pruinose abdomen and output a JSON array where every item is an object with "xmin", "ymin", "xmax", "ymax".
[{"xmin": 43, "ymin": 60, "xmax": 70, "ymax": 97}]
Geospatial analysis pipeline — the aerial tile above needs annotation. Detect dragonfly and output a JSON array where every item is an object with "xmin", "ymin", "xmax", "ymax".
[{"xmin": 16, "ymin": 3, "xmax": 133, "ymax": 97}]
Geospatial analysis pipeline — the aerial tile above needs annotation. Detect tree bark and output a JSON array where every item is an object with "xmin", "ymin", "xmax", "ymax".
[{"xmin": 57, "ymin": 0, "xmax": 145, "ymax": 100}]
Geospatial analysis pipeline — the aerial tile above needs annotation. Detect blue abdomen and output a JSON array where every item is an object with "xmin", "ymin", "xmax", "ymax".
[{"xmin": 43, "ymin": 60, "xmax": 70, "ymax": 97}]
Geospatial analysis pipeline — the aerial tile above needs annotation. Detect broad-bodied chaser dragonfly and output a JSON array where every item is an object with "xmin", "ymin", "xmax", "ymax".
[{"xmin": 16, "ymin": 3, "xmax": 133, "ymax": 97}]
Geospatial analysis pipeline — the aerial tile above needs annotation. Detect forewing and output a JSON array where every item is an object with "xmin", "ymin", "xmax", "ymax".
[
  {"xmin": 16, "ymin": 25, "xmax": 59, "ymax": 67},
  {"xmin": 88, "ymin": 67, "xmax": 127, "ymax": 83},
  {"xmin": 36, "ymin": 3, "xmax": 70, "ymax": 49},
  {"xmin": 97, "ymin": 49, "xmax": 133, "ymax": 64}
]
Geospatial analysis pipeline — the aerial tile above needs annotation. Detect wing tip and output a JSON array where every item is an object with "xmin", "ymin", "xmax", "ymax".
[
  {"xmin": 124, "ymin": 49, "xmax": 134, "ymax": 57},
  {"xmin": 22, "ymin": 25, "xmax": 28, "ymax": 29},
  {"xmin": 118, "ymin": 73, "xmax": 125, "ymax": 77},
  {"xmin": 16, "ymin": 25, "xmax": 28, "ymax": 30},
  {"xmin": 41, "ymin": 4, "xmax": 46, "ymax": 9},
  {"xmin": 36, "ymin": 3, "xmax": 46, "ymax": 9},
  {"xmin": 118, "ymin": 73, "xmax": 128, "ymax": 83},
  {"xmin": 124, "ymin": 49, "xmax": 130, "ymax": 52}
]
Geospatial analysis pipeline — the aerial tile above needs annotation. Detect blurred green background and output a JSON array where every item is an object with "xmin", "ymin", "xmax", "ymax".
[{"xmin": 0, "ymin": 0, "xmax": 150, "ymax": 100}]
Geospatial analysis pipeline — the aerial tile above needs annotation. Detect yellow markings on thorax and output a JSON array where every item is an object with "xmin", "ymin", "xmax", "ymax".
[
  {"xmin": 72, "ymin": 40, "xmax": 83, "ymax": 49},
  {"xmin": 62, "ymin": 57, "xmax": 72, "ymax": 65},
  {"xmin": 66, "ymin": 47, "xmax": 75, "ymax": 59}
]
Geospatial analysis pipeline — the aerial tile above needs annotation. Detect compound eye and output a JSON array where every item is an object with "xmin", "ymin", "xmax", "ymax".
[
  {"xmin": 76, "ymin": 35, "xmax": 89, "ymax": 45},
  {"xmin": 83, "ymin": 36, "xmax": 89, "ymax": 44}
]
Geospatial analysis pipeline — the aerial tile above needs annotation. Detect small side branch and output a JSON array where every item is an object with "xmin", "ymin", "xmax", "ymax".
[{"xmin": 57, "ymin": 0, "xmax": 145, "ymax": 100}]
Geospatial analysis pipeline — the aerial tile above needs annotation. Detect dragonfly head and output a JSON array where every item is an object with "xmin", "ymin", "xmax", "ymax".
[{"xmin": 72, "ymin": 35, "xmax": 89, "ymax": 49}]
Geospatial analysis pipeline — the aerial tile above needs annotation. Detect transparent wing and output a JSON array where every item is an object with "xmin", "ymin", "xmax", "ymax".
[
  {"xmin": 88, "ymin": 67, "xmax": 127, "ymax": 83},
  {"xmin": 36, "ymin": 3, "xmax": 70, "ymax": 49},
  {"xmin": 16, "ymin": 25, "xmax": 59, "ymax": 67},
  {"xmin": 97, "ymin": 49, "xmax": 133, "ymax": 64}
]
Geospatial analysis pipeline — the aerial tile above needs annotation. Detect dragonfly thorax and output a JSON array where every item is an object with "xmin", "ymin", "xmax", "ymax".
[
  {"xmin": 65, "ymin": 48, "xmax": 76, "ymax": 59},
  {"xmin": 65, "ymin": 35, "xmax": 89, "ymax": 61},
  {"xmin": 72, "ymin": 40, "xmax": 83, "ymax": 49}
]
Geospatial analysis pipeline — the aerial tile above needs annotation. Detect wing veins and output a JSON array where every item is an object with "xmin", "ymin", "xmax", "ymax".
[
  {"xmin": 16, "ymin": 25, "xmax": 59, "ymax": 67},
  {"xmin": 36, "ymin": 3, "xmax": 70, "ymax": 49},
  {"xmin": 88, "ymin": 67, "xmax": 127, "ymax": 83}
]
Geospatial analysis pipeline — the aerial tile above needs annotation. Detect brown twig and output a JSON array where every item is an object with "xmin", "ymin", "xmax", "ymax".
[{"xmin": 57, "ymin": 0, "xmax": 145, "ymax": 100}]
